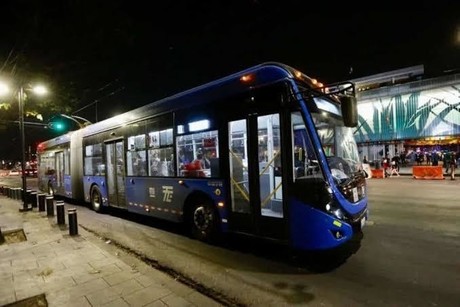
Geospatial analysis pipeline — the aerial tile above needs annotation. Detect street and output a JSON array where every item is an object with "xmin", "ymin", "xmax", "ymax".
[{"xmin": 1, "ymin": 175, "xmax": 459, "ymax": 306}]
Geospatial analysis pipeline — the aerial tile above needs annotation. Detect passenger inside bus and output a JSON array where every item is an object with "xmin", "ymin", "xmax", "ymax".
[{"xmin": 182, "ymin": 151, "xmax": 210, "ymax": 177}]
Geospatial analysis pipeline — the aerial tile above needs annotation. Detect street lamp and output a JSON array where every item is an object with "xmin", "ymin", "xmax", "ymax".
[
  {"xmin": 0, "ymin": 81, "xmax": 47, "ymax": 208},
  {"xmin": 19, "ymin": 85, "xmax": 48, "ymax": 209}
]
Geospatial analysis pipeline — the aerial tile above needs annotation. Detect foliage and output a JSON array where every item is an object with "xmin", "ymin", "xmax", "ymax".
[{"xmin": 0, "ymin": 67, "xmax": 77, "ymax": 126}]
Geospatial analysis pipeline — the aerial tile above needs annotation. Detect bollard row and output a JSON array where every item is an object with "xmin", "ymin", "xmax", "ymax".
[{"xmin": 3, "ymin": 187, "xmax": 79, "ymax": 236}]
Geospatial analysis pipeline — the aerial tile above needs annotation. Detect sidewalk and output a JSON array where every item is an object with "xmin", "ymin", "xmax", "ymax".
[{"xmin": 0, "ymin": 195, "xmax": 222, "ymax": 307}]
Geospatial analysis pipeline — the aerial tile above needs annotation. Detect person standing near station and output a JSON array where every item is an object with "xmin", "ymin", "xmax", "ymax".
[
  {"xmin": 449, "ymin": 151, "xmax": 457, "ymax": 180},
  {"xmin": 444, "ymin": 151, "xmax": 451, "ymax": 174}
]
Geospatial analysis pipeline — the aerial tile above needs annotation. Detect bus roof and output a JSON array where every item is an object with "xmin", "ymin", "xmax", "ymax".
[
  {"xmin": 40, "ymin": 62, "xmax": 319, "ymax": 146},
  {"xmin": 37, "ymin": 131, "xmax": 73, "ymax": 152},
  {"xmin": 80, "ymin": 62, "xmax": 317, "ymax": 137}
]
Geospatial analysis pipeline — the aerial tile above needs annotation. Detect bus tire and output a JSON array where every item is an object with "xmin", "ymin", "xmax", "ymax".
[
  {"xmin": 90, "ymin": 186, "xmax": 104, "ymax": 213},
  {"xmin": 189, "ymin": 199, "xmax": 219, "ymax": 243}
]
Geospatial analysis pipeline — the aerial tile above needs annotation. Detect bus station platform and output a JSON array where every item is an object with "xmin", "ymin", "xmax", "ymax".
[{"xmin": 0, "ymin": 195, "xmax": 221, "ymax": 307}]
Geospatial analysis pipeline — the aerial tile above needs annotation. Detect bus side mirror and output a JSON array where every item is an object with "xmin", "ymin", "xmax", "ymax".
[{"xmin": 340, "ymin": 96, "xmax": 358, "ymax": 127}]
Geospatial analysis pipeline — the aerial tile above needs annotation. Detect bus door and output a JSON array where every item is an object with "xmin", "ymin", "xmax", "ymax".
[
  {"xmin": 55, "ymin": 151, "xmax": 64, "ymax": 193},
  {"xmin": 105, "ymin": 140, "xmax": 126, "ymax": 208},
  {"xmin": 228, "ymin": 113, "xmax": 286, "ymax": 240}
]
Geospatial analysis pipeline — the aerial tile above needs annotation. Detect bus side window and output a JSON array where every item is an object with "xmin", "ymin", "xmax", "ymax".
[
  {"xmin": 148, "ymin": 147, "xmax": 173, "ymax": 177},
  {"xmin": 176, "ymin": 130, "xmax": 219, "ymax": 178}
]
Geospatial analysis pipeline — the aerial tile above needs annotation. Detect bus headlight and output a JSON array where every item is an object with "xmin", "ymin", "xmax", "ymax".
[
  {"xmin": 325, "ymin": 202, "xmax": 344, "ymax": 220},
  {"xmin": 332, "ymin": 208, "xmax": 344, "ymax": 219}
]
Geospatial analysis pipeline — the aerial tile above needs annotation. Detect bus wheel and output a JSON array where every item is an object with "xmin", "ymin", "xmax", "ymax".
[
  {"xmin": 189, "ymin": 199, "xmax": 219, "ymax": 242},
  {"xmin": 91, "ymin": 186, "xmax": 103, "ymax": 213},
  {"xmin": 48, "ymin": 183, "xmax": 54, "ymax": 196}
]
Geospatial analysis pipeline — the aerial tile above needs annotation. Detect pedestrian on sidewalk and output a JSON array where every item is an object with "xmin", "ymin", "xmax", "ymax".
[
  {"xmin": 444, "ymin": 151, "xmax": 451, "ymax": 174},
  {"xmin": 390, "ymin": 160, "xmax": 400, "ymax": 177}
]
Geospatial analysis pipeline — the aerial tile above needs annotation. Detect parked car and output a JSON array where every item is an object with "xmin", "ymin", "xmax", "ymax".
[{"xmin": 8, "ymin": 169, "xmax": 20, "ymax": 176}]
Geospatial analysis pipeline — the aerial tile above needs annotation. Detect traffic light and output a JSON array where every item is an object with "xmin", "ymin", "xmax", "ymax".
[
  {"xmin": 47, "ymin": 114, "xmax": 91, "ymax": 132},
  {"xmin": 48, "ymin": 116, "xmax": 67, "ymax": 131},
  {"xmin": 51, "ymin": 121, "xmax": 65, "ymax": 131}
]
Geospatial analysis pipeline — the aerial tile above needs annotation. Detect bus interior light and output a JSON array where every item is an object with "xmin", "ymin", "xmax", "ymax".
[
  {"xmin": 218, "ymin": 202, "xmax": 224, "ymax": 208},
  {"xmin": 188, "ymin": 120, "xmax": 210, "ymax": 132}
]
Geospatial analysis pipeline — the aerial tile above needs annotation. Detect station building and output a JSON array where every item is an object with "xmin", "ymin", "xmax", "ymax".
[{"xmin": 352, "ymin": 65, "xmax": 460, "ymax": 163}]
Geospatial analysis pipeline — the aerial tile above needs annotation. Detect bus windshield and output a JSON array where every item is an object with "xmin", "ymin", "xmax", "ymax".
[{"xmin": 312, "ymin": 112, "xmax": 361, "ymax": 184}]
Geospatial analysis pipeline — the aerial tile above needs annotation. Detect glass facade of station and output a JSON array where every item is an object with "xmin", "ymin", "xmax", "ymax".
[{"xmin": 353, "ymin": 71, "xmax": 460, "ymax": 162}]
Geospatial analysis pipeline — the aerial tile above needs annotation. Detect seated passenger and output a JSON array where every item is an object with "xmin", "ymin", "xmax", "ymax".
[{"xmin": 182, "ymin": 152, "xmax": 207, "ymax": 177}]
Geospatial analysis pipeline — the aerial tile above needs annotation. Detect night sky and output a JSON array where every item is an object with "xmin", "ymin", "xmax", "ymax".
[{"xmin": 1, "ymin": 0, "xmax": 459, "ymax": 160}]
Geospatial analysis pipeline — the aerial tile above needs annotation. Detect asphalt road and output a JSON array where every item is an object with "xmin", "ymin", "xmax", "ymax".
[{"xmin": 1, "ymin": 175, "xmax": 459, "ymax": 306}]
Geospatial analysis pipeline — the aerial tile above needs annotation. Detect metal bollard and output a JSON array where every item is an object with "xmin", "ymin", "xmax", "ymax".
[
  {"xmin": 56, "ymin": 201, "xmax": 65, "ymax": 225},
  {"xmin": 6, "ymin": 187, "xmax": 11, "ymax": 198},
  {"xmin": 46, "ymin": 196, "xmax": 54, "ymax": 216},
  {"xmin": 0, "ymin": 226, "xmax": 4, "ymax": 244},
  {"xmin": 25, "ymin": 189, "xmax": 32, "ymax": 206},
  {"xmin": 68, "ymin": 208, "xmax": 78, "ymax": 236},
  {"xmin": 21, "ymin": 189, "xmax": 32, "ymax": 211},
  {"xmin": 38, "ymin": 194, "xmax": 46, "ymax": 212},
  {"xmin": 31, "ymin": 191, "xmax": 38, "ymax": 209},
  {"xmin": 15, "ymin": 188, "xmax": 21, "ymax": 200}
]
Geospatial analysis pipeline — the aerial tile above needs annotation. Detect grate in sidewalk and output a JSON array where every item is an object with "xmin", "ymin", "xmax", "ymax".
[
  {"xmin": 0, "ymin": 228, "xmax": 27, "ymax": 244},
  {"xmin": 2, "ymin": 293, "xmax": 47, "ymax": 307}
]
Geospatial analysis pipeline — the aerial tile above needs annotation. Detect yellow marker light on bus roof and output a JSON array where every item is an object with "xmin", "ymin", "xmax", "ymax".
[
  {"xmin": 311, "ymin": 78, "xmax": 318, "ymax": 85},
  {"xmin": 295, "ymin": 70, "xmax": 302, "ymax": 78},
  {"xmin": 240, "ymin": 74, "xmax": 254, "ymax": 83}
]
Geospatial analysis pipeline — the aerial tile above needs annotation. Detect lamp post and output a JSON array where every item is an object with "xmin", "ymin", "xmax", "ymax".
[
  {"xmin": 0, "ymin": 81, "xmax": 47, "ymax": 209},
  {"xmin": 18, "ymin": 86, "xmax": 27, "ymax": 208},
  {"xmin": 20, "ymin": 85, "xmax": 47, "ymax": 209}
]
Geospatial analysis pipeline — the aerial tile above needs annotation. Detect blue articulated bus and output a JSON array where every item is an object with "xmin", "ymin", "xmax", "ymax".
[{"xmin": 37, "ymin": 62, "xmax": 368, "ymax": 252}]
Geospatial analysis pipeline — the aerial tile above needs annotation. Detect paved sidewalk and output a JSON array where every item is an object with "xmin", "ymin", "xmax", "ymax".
[{"xmin": 0, "ymin": 195, "xmax": 222, "ymax": 307}]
